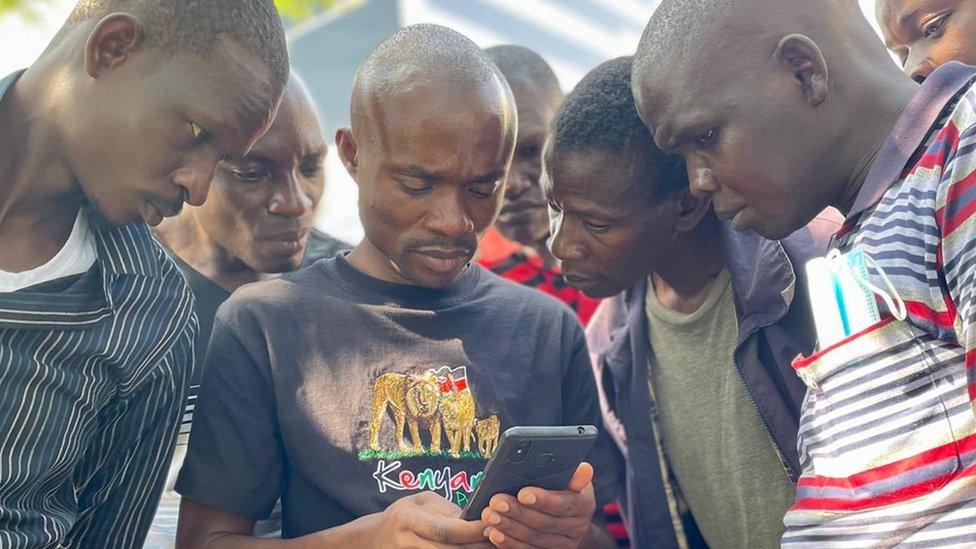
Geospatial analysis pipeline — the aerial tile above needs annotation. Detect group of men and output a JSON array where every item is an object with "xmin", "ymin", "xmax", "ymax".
[{"xmin": 2, "ymin": 0, "xmax": 976, "ymax": 548}]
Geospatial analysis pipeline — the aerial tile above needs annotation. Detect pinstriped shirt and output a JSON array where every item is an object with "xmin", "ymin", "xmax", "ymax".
[{"xmin": 0, "ymin": 71, "xmax": 196, "ymax": 548}]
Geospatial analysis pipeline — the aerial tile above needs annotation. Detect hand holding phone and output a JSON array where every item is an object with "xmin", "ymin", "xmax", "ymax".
[
  {"xmin": 482, "ymin": 462, "xmax": 597, "ymax": 548},
  {"xmin": 462, "ymin": 425, "xmax": 598, "ymax": 521}
]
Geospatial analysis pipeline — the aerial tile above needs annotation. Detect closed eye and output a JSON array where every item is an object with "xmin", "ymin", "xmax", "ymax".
[
  {"xmin": 397, "ymin": 179, "xmax": 432, "ymax": 196},
  {"xmin": 584, "ymin": 220, "xmax": 610, "ymax": 234},
  {"xmin": 231, "ymin": 168, "xmax": 270, "ymax": 183},
  {"xmin": 469, "ymin": 181, "xmax": 500, "ymax": 199},
  {"xmin": 922, "ymin": 12, "xmax": 951, "ymax": 39}
]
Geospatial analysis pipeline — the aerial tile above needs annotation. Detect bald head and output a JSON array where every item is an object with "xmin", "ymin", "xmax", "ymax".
[
  {"xmin": 631, "ymin": 0, "xmax": 915, "ymax": 240},
  {"xmin": 634, "ymin": 0, "xmax": 887, "ymax": 117},
  {"xmin": 351, "ymin": 24, "xmax": 516, "ymax": 143},
  {"xmin": 485, "ymin": 45, "xmax": 562, "ymax": 104}
]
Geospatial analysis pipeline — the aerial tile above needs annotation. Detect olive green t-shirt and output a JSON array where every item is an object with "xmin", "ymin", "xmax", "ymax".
[{"xmin": 644, "ymin": 270, "xmax": 795, "ymax": 549}]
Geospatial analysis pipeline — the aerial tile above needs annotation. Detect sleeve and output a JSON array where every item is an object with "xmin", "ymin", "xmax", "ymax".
[
  {"xmin": 175, "ymin": 309, "xmax": 284, "ymax": 520},
  {"xmin": 64, "ymin": 323, "xmax": 194, "ymax": 548},
  {"xmin": 936, "ymin": 114, "xmax": 976, "ymax": 412},
  {"xmin": 561, "ymin": 321, "xmax": 620, "ymax": 507}
]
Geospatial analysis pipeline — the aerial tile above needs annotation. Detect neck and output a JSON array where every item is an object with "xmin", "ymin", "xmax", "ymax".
[
  {"xmin": 0, "ymin": 55, "xmax": 85, "ymax": 271},
  {"xmin": 651, "ymin": 215, "xmax": 726, "ymax": 315},
  {"xmin": 155, "ymin": 213, "xmax": 267, "ymax": 293},
  {"xmin": 833, "ymin": 68, "xmax": 918, "ymax": 216},
  {"xmin": 347, "ymin": 238, "xmax": 408, "ymax": 285}
]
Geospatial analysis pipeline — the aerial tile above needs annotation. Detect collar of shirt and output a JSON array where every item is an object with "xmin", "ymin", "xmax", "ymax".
[
  {"xmin": 849, "ymin": 62, "xmax": 976, "ymax": 222},
  {"xmin": 0, "ymin": 210, "xmax": 162, "ymax": 329}
]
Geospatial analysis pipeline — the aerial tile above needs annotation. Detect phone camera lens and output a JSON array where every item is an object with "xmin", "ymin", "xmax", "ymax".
[{"xmin": 508, "ymin": 440, "xmax": 532, "ymax": 463}]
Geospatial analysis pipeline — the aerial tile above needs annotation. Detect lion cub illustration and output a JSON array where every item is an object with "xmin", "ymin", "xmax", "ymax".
[
  {"xmin": 440, "ymin": 390, "xmax": 476, "ymax": 458},
  {"xmin": 369, "ymin": 371, "xmax": 441, "ymax": 454},
  {"xmin": 475, "ymin": 415, "xmax": 500, "ymax": 459}
]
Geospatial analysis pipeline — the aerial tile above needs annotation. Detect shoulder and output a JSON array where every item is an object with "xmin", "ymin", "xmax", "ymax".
[
  {"xmin": 476, "ymin": 266, "xmax": 578, "ymax": 317},
  {"xmin": 217, "ymin": 262, "xmax": 330, "ymax": 327},
  {"xmin": 303, "ymin": 229, "xmax": 353, "ymax": 266}
]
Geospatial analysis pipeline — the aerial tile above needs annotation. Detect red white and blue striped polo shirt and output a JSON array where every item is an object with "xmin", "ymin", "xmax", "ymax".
[{"xmin": 782, "ymin": 63, "xmax": 976, "ymax": 546}]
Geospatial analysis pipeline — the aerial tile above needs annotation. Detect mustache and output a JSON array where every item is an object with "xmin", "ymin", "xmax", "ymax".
[{"xmin": 404, "ymin": 235, "xmax": 478, "ymax": 255}]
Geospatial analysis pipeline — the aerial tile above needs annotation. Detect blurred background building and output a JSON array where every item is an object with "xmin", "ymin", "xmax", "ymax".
[{"xmin": 0, "ymin": 0, "xmax": 884, "ymax": 244}]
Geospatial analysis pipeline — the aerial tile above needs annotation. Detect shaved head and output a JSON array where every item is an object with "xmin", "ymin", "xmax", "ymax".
[
  {"xmin": 485, "ymin": 45, "xmax": 562, "ymax": 104},
  {"xmin": 351, "ymin": 24, "xmax": 516, "ymax": 146},
  {"xmin": 634, "ymin": 0, "xmax": 887, "ymax": 122},
  {"xmin": 338, "ymin": 24, "xmax": 518, "ymax": 289},
  {"xmin": 632, "ymin": 0, "xmax": 914, "ymax": 239}
]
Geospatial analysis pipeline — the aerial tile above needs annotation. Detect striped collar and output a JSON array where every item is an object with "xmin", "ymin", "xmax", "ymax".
[
  {"xmin": 88, "ymin": 212, "xmax": 160, "ymax": 278},
  {"xmin": 0, "ymin": 210, "xmax": 162, "ymax": 329},
  {"xmin": 850, "ymin": 62, "xmax": 976, "ymax": 221}
]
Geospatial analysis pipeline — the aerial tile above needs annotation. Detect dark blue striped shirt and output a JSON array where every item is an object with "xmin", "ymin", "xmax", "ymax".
[{"xmin": 0, "ymin": 72, "xmax": 197, "ymax": 549}]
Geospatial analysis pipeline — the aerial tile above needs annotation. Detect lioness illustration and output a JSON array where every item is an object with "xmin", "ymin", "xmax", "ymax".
[
  {"xmin": 369, "ymin": 371, "xmax": 441, "ymax": 453},
  {"xmin": 475, "ymin": 415, "xmax": 500, "ymax": 459},
  {"xmin": 440, "ymin": 390, "xmax": 476, "ymax": 457}
]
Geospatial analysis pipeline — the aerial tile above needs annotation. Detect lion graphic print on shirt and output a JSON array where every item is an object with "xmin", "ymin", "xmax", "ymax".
[
  {"xmin": 176, "ymin": 255, "xmax": 616, "ymax": 539},
  {"xmin": 362, "ymin": 366, "xmax": 501, "ymax": 508}
]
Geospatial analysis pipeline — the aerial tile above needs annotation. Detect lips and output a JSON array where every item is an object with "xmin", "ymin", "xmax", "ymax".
[
  {"xmin": 260, "ymin": 229, "xmax": 311, "ymax": 255},
  {"xmin": 562, "ymin": 272, "xmax": 596, "ymax": 288},
  {"xmin": 414, "ymin": 248, "xmax": 472, "ymax": 274}
]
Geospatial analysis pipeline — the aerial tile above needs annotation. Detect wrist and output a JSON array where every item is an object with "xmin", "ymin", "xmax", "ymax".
[{"xmin": 294, "ymin": 514, "xmax": 381, "ymax": 549}]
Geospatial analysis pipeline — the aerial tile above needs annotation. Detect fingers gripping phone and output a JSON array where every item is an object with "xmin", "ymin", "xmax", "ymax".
[{"xmin": 462, "ymin": 425, "xmax": 598, "ymax": 521}]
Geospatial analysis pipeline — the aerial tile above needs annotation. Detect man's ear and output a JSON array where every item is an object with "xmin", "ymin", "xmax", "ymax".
[
  {"xmin": 85, "ymin": 13, "xmax": 144, "ymax": 78},
  {"xmin": 673, "ymin": 189, "xmax": 712, "ymax": 234},
  {"xmin": 335, "ymin": 128, "xmax": 360, "ymax": 182},
  {"xmin": 774, "ymin": 34, "xmax": 829, "ymax": 108}
]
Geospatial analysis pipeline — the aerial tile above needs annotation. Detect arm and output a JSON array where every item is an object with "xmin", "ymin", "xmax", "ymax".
[
  {"xmin": 178, "ymin": 494, "xmax": 492, "ymax": 549},
  {"xmin": 65, "ymin": 327, "xmax": 194, "ymax": 547},
  {"xmin": 936, "ymin": 121, "xmax": 976, "ymax": 411}
]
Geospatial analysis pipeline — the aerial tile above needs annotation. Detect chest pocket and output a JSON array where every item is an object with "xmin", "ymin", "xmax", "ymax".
[{"xmin": 791, "ymin": 317, "xmax": 971, "ymax": 512}]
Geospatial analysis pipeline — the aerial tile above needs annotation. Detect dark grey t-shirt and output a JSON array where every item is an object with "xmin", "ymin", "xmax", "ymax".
[{"xmin": 176, "ymin": 255, "xmax": 616, "ymax": 538}]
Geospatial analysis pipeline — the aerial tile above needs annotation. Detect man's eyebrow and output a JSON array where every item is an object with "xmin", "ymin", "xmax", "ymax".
[
  {"xmin": 574, "ymin": 202, "xmax": 617, "ymax": 219},
  {"xmin": 304, "ymin": 145, "xmax": 328, "ymax": 158},
  {"xmin": 897, "ymin": 6, "xmax": 921, "ymax": 30},
  {"xmin": 232, "ymin": 153, "xmax": 275, "ymax": 166},
  {"xmin": 395, "ymin": 164, "xmax": 448, "ymax": 181},
  {"xmin": 470, "ymin": 170, "xmax": 505, "ymax": 184}
]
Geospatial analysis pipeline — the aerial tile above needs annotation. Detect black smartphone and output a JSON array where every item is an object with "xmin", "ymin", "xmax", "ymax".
[{"xmin": 462, "ymin": 425, "xmax": 598, "ymax": 521}]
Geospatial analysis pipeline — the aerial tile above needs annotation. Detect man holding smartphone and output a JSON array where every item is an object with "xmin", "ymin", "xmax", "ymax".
[{"xmin": 175, "ymin": 25, "xmax": 617, "ymax": 549}]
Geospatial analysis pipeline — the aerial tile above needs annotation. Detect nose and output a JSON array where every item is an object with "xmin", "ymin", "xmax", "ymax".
[
  {"xmin": 687, "ymin": 161, "xmax": 718, "ymax": 198},
  {"xmin": 549, "ymin": 218, "xmax": 585, "ymax": 262},
  {"xmin": 172, "ymin": 158, "xmax": 217, "ymax": 207},
  {"xmin": 424, "ymin": 195, "xmax": 475, "ymax": 238},
  {"xmin": 905, "ymin": 48, "xmax": 933, "ymax": 83},
  {"xmin": 505, "ymin": 169, "xmax": 533, "ymax": 200},
  {"xmin": 269, "ymin": 171, "xmax": 313, "ymax": 218}
]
